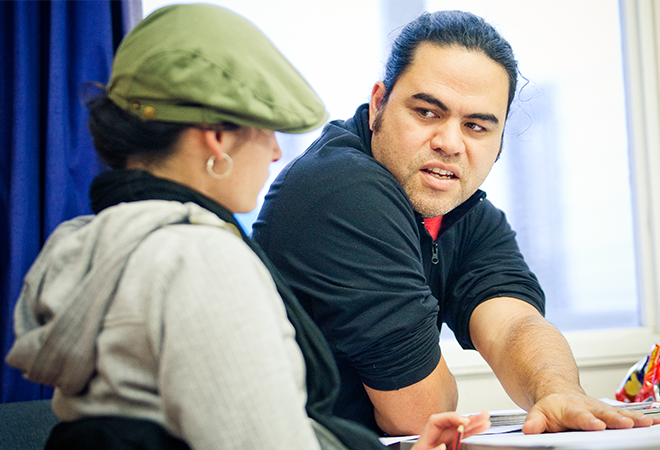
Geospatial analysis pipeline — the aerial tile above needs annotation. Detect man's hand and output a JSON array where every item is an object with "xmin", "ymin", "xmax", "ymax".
[{"xmin": 522, "ymin": 393, "xmax": 660, "ymax": 434}]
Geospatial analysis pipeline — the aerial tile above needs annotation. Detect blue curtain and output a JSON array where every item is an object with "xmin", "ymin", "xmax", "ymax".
[{"xmin": 0, "ymin": 0, "xmax": 141, "ymax": 403}]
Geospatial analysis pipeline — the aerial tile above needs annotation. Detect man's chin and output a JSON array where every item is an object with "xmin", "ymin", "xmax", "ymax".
[
  {"xmin": 412, "ymin": 200, "xmax": 459, "ymax": 218},
  {"xmin": 405, "ymin": 186, "xmax": 466, "ymax": 218}
]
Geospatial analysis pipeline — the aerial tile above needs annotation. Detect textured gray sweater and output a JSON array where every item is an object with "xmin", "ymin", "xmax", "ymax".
[{"xmin": 7, "ymin": 200, "xmax": 322, "ymax": 450}]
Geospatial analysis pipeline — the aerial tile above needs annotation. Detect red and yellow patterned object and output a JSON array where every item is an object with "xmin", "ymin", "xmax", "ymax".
[{"xmin": 616, "ymin": 344, "xmax": 660, "ymax": 403}]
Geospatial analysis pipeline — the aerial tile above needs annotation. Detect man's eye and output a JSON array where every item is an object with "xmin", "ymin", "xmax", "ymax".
[
  {"xmin": 418, "ymin": 109, "xmax": 435, "ymax": 118},
  {"xmin": 466, "ymin": 122, "xmax": 486, "ymax": 132}
]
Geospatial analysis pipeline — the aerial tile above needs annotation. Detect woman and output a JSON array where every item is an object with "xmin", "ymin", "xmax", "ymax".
[{"xmin": 6, "ymin": 4, "xmax": 489, "ymax": 450}]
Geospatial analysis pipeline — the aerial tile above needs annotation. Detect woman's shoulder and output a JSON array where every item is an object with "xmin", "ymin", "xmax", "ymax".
[{"xmin": 101, "ymin": 200, "xmax": 261, "ymax": 280}]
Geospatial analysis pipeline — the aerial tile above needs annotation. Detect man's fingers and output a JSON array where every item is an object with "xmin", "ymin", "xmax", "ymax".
[
  {"xmin": 524, "ymin": 406, "xmax": 607, "ymax": 434},
  {"xmin": 594, "ymin": 407, "xmax": 658, "ymax": 429},
  {"xmin": 521, "ymin": 411, "xmax": 547, "ymax": 435},
  {"xmin": 618, "ymin": 409, "xmax": 655, "ymax": 428},
  {"xmin": 597, "ymin": 409, "xmax": 635, "ymax": 429},
  {"xmin": 571, "ymin": 412, "xmax": 607, "ymax": 432}
]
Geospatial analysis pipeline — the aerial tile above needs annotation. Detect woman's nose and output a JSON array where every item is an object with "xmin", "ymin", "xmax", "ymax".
[{"xmin": 272, "ymin": 136, "xmax": 282, "ymax": 162}]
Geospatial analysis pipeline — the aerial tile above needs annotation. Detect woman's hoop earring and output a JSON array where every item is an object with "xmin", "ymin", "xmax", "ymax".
[{"xmin": 206, "ymin": 154, "xmax": 233, "ymax": 180}]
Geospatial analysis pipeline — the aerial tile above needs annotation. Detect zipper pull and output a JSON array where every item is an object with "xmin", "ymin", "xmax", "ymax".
[{"xmin": 431, "ymin": 241, "xmax": 439, "ymax": 265}]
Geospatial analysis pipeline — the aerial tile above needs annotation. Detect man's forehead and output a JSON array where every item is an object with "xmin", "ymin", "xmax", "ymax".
[
  {"xmin": 409, "ymin": 42, "xmax": 505, "ymax": 83},
  {"xmin": 410, "ymin": 42, "xmax": 494, "ymax": 71},
  {"xmin": 397, "ymin": 43, "xmax": 510, "ymax": 117}
]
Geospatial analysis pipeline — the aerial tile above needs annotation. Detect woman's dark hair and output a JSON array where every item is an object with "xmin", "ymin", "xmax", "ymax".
[
  {"xmin": 87, "ymin": 95, "xmax": 238, "ymax": 169},
  {"xmin": 87, "ymin": 95, "xmax": 189, "ymax": 169},
  {"xmin": 383, "ymin": 10, "xmax": 518, "ymax": 116}
]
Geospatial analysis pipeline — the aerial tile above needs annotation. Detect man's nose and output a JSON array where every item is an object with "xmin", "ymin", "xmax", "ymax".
[{"xmin": 430, "ymin": 121, "xmax": 465, "ymax": 157}]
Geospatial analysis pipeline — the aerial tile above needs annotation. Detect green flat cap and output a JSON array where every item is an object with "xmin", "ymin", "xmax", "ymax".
[{"xmin": 107, "ymin": 3, "xmax": 328, "ymax": 133}]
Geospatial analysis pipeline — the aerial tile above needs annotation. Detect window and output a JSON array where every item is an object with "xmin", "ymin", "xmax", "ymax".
[{"xmin": 141, "ymin": 0, "xmax": 660, "ymax": 410}]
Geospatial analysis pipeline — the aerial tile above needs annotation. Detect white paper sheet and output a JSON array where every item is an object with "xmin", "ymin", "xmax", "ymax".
[{"xmin": 462, "ymin": 424, "xmax": 660, "ymax": 449}]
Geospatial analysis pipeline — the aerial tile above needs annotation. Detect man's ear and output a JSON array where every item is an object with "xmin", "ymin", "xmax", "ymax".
[{"xmin": 369, "ymin": 81, "xmax": 387, "ymax": 130}]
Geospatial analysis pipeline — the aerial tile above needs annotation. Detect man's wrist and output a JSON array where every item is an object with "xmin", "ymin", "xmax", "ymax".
[{"xmin": 531, "ymin": 386, "xmax": 587, "ymax": 407}]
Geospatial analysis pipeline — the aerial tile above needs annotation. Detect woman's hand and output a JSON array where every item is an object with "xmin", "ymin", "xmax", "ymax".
[{"xmin": 411, "ymin": 411, "xmax": 490, "ymax": 450}]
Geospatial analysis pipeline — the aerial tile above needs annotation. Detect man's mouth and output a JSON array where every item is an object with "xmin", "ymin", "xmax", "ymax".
[{"xmin": 423, "ymin": 168, "xmax": 457, "ymax": 179}]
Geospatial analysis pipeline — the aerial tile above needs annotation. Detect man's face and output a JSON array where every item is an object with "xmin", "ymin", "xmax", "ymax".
[{"xmin": 369, "ymin": 43, "xmax": 510, "ymax": 218}]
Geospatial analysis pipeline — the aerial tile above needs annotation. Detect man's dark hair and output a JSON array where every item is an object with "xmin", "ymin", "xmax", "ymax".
[
  {"xmin": 87, "ymin": 95, "xmax": 240, "ymax": 169},
  {"xmin": 383, "ymin": 10, "xmax": 518, "ymax": 116}
]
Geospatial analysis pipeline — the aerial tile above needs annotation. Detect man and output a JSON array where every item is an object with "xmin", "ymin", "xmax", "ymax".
[{"xmin": 253, "ymin": 10, "xmax": 658, "ymax": 436}]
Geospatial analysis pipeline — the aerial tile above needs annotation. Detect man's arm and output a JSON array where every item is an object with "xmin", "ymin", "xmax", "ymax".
[
  {"xmin": 363, "ymin": 355, "xmax": 458, "ymax": 436},
  {"xmin": 470, "ymin": 297, "xmax": 658, "ymax": 433}
]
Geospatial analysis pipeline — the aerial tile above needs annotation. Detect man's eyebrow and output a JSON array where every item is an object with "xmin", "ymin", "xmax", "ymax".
[
  {"xmin": 412, "ymin": 93, "xmax": 448, "ymax": 112},
  {"xmin": 411, "ymin": 92, "xmax": 500, "ymax": 124},
  {"xmin": 466, "ymin": 112, "xmax": 499, "ymax": 124}
]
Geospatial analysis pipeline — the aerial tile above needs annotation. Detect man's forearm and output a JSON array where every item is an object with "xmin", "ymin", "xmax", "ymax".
[{"xmin": 470, "ymin": 297, "xmax": 584, "ymax": 410}]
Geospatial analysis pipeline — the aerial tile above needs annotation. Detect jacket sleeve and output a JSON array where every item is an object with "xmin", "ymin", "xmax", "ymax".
[
  {"xmin": 254, "ymin": 146, "xmax": 441, "ymax": 391},
  {"xmin": 439, "ymin": 198, "xmax": 546, "ymax": 350},
  {"xmin": 146, "ymin": 225, "xmax": 322, "ymax": 450}
]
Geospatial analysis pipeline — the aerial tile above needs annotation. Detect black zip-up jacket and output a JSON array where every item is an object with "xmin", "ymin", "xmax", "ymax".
[{"xmin": 253, "ymin": 104, "xmax": 545, "ymax": 433}]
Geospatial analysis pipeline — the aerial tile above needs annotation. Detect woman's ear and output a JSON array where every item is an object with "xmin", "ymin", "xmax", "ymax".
[{"xmin": 201, "ymin": 129, "xmax": 224, "ymax": 158}]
